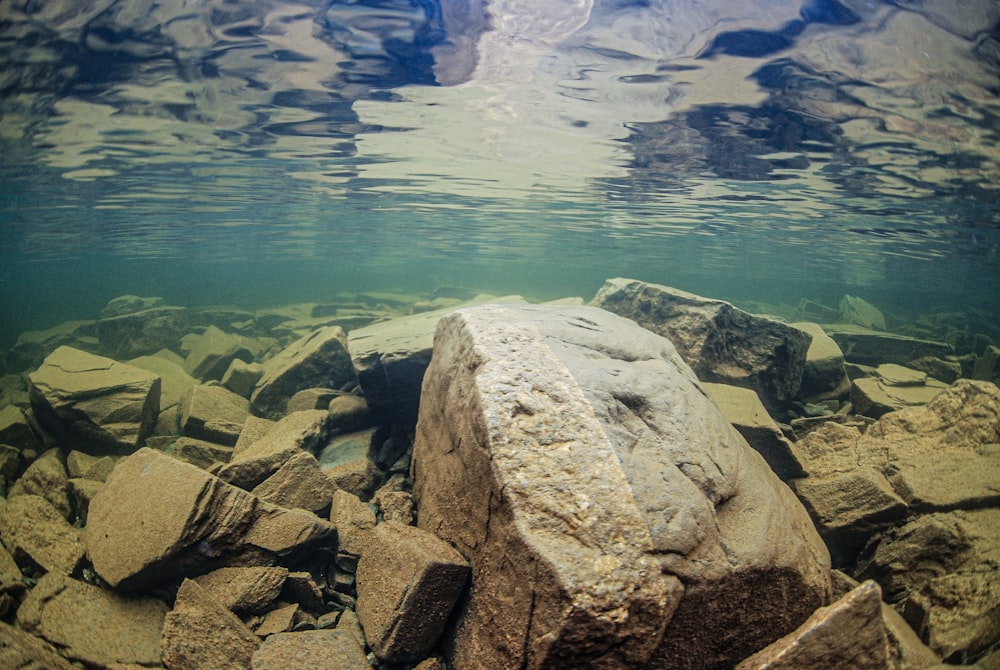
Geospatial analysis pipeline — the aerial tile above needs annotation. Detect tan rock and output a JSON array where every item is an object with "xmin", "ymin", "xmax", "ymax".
[
  {"xmin": 8, "ymin": 447, "xmax": 72, "ymax": 520},
  {"xmin": 253, "ymin": 602, "xmax": 299, "ymax": 637},
  {"xmin": 318, "ymin": 428, "xmax": 378, "ymax": 497},
  {"xmin": 328, "ymin": 394, "xmax": 373, "ymax": 433},
  {"xmin": 66, "ymin": 449, "xmax": 115, "ymax": 481},
  {"xmin": 181, "ymin": 383, "xmax": 250, "ymax": 446},
  {"xmin": 283, "ymin": 572, "xmax": 326, "ymax": 614},
  {"xmin": 128, "ymin": 352, "xmax": 196, "ymax": 435},
  {"xmin": 234, "ymin": 415, "xmax": 275, "ymax": 456},
  {"xmin": 222, "ymin": 359, "xmax": 264, "ymax": 399},
  {"xmin": 793, "ymin": 322, "xmax": 850, "ymax": 401},
  {"xmin": 17, "ymin": 573, "xmax": 167, "ymax": 668},
  {"xmin": 373, "ymin": 489, "xmax": 414, "ymax": 525},
  {"xmin": 218, "ymin": 410, "xmax": 329, "ymax": 490},
  {"xmin": 194, "ymin": 566, "xmax": 289, "ymax": 615},
  {"xmin": 250, "ymin": 629, "xmax": 370, "ymax": 670},
  {"xmin": 356, "ymin": 521, "xmax": 470, "ymax": 663},
  {"xmin": 286, "ymin": 387, "xmax": 338, "ymax": 413},
  {"xmin": 0, "ymin": 404, "xmax": 40, "ymax": 451},
  {"xmin": 67, "ymin": 477, "xmax": 104, "ymax": 525},
  {"xmin": 735, "ymin": 580, "xmax": 889, "ymax": 669},
  {"xmin": 0, "ymin": 620, "xmax": 78, "ymax": 670},
  {"xmin": 28, "ymin": 346, "xmax": 161, "ymax": 454},
  {"xmin": 184, "ymin": 325, "xmax": 254, "ymax": 381},
  {"xmin": 330, "ymin": 489, "xmax": 376, "ymax": 557},
  {"xmin": 161, "ymin": 578, "xmax": 259, "ymax": 670},
  {"xmin": 171, "ymin": 436, "xmax": 234, "ymax": 469},
  {"xmin": 86, "ymin": 447, "xmax": 337, "ymax": 590},
  {"xmin": 251, "ymin": 451, "xmax": 335, "ymax": 513},
  {"xmin": 0, "ymin": 495, "xmax": 84, "ymax": 575}
]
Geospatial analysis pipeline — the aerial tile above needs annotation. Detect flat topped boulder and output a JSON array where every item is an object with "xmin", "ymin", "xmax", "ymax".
[
  {"xmin": 28, "ymin": 345, "xmax": 161, "ymax": 454},
  {"xmin": 592, "ymin": 278, "xmax": 811, "ymax": 413},
  {"xmin": 413, "ymin": 304, "xmax": 831, "ymax": 670}
]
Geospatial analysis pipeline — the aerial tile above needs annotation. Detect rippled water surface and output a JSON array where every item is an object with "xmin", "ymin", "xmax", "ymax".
[{"xmin": 2, "ymin": 0, "xmax": 999, "ymax": 345}]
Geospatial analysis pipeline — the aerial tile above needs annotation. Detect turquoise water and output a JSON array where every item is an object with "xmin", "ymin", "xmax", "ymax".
[{"xmin": 2, "ymin": 0, "xmax": 999, "ymax": 347}]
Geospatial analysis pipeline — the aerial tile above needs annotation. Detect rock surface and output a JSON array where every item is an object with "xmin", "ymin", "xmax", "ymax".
[
  {"xmin": 180, "ymin": 383, "xmax": 250, "ymax": 446},
  {"xmin": 824, "ymin": 325, "xmax": 953, "ymax": 366},
  {"xmin": 97, "ymin": 305, "xmax": 191, "ymax": 358},
  {"xmin": 86, "ymin": 447, "xmax": 337, "ymax": 590},
  {"xmin": 193, "ymin": 566, "xmax": 288, "ymax": 615},
  {"xmin": 0, "ymin": 620, "xmax": 79, "ymax": 670},
  {"xmin": 250, "ymin": 326, "xmax": 355, "ymax": 419},
  {"xmin": 356, "ymin": 521, "xmax": 470, "ymax": 664},
  {"xmin": 851, "ymin": 364, "xmax": 949, "ymax": 418},
  {"xmin": 184, "ymin": 325, "xmax": 254, "ymax": 381},
  {"xmin": 8, "ymin": 447, "xmax": 72, "ymax": 520},
  {"xmin": 161, "ymin": 578, "xmax": 259, "ymax": 670},
  {"xmin": 28, "ymin": 346, "xmax": 161, "ymax": 453},
  {"xmin": 592, "ymin": 278, "xmax": 811, "ymax": 413},
  {"xmin": 251, "ymin": 450, "xmax": 336, "ymax": 513},
  {"xmin": 250, "ymin": 629, "xmax": 371, "ymax": 670},
  {"xmin": 217, "ymin": 409, "xmax": 329, "ymax": 490},
  {"xmin": 0, "ymin": 494, "xmax": 85, "ymax": 575},
  {"xmin": 792, "ymin": 322, "xmax": 850, "ymax": 401},
  {"xmin": 0, "ymin": 404, "xmax": 40, "ymax": 451},
  {"xmin": 413, "ymin": 303, "xmax": 831, "ymax": 670}
]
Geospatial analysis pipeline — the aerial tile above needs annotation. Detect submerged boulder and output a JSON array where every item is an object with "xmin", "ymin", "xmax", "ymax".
[
  {"xmin": 28, "ymin": 346, "xmax": 161, "ymax": 454},
  {"xmin": 591, "ymin": 278, "xmax": 811, "ymax": 413},
  {"xmin": 97, "ymin": 305, "xmax": 191, "ymax": 358},
  {"xmin": 412, "ymin": 303, "xmax": 831, "ymax": 670}
]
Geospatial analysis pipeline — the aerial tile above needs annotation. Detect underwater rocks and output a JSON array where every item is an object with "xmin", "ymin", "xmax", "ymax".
[
  {"xmin": 412, "ymin": 303, "xmax": 831, "ymax": 670},
  {"xmin": 592, "ymin": 277, "xmax": 812, "ymax": 414}
]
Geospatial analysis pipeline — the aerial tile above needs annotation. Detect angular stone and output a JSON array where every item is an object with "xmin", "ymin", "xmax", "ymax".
[
  {"xmin": 250, "ymin": 327, "xmax": 355, "ymax": 419},
  {"xmin": 905, "ymin": 572, "xmax": 1000, "ymax": 662},
  {"xmin": 0, "ymin": 495, "xmax": 85, "ymax": 575},
  {"xmin": 330, "ymin": 490, "xmax": 377, "ymax": 557},
  {"xmin": 250, "ymin": 630, "xmax": 370, "ymax": 670},
  {"xmin": 194, "ymin": 566, "xmax": 288, "ymax": 615},
  {"xmin": 171, "ymin": 436, "xmax": 234, "ymax": 470},
  {"xmin": 328, "ymin": 394, "xmax": 373, "ymax": 433},
  {"xmin": 348, "ymin": 297, "xmax": 523, "ymax": 423},
  {"xmin": 66, "ymin": 450, "xmax": 115, "ymax": 481},
  {"xmin": 0, "ymin": 620, "xmax": 78, "ymax": 670},
  {"xmin": 735, "ymin": 580, "xmax": 889, "ymax": 670},
  {"xmin": 839, "ymin": 295, "xmax": 886, "ymax": 330},
  {"xmin": 0, "ymin": 444, "xmax": 22, "ymax": 485},
  {"xmin": 283, "ymin": 572, "xmax": 326, "ymax": 615},
  {"xmin": 86, "ymin": 447, "xmax": 337, "ymax": 590},
  {"xmin": 8, "ymin": 447, "xmax": 72, "ymax": 520},
  {"xmin": 592, "ymin": 278, "xmax": 812, "ymax": 412},
  {"xmin": 825, "ymin": 325, "xmax": 953, "ymax": 366},
  {"xmin": 181, "ymin": 383, "xmax": 250, "ymax": 446},
  {"xmin": 413, "ymin": 304, "xmax": 831, "ymax": 669},
  {"xmin": 852, "ymin": 375, "xmax": 949, "ymax": 418},
  {"xmin": 254, "ymin": 603, "xmax": 299, "ymax": 637},
  {"xmin": 252, "ymin": 451, "xmax": 336, "ymax": 513},
  {"xmin": 101, "ymin": 295, "xmax": 165, "ymax": 318},
  {"xmin": 0, "ymin": 404, "xmax": 40, "ymax": 451},
  {"xmin": 356, "ymin": 522, "xmax": 470, "ymax": 664},
  {"xmin": 222, "ymin": 359, "xmax": 264, "ymax": 398},
  {"xmin": 318, "ymin": 428, "xmax": 378, "ymax": 497},
  {"xmin": 373, "ymin": 489, "xmax": 415, "ymax": 525},
  {"xmin": 286, "ymin": 387, "xmax": 338, "ymax": 413},
  {"xmin": 161, "ymin": 578, "xmax": 259, "ymax": 670},
  {"xmin": 876, "ymin": 363, "xmax": 927, "ymax": 386},
  {"xmin": 17, "ymin": 573, "xmax": 167, "ymax": 668},
  {"xmin": 28, "ymin": 346, "xmax": 161, "ymax": 454},
  {"xmin": 792, "ymin": 322, "xmax": 850, "ymax": 401},
  {"xmin": 97, "ymin": 305, "xmax": 191, "ymax": 358},
  {"xmin": 5, "ymin": 320, "xmax": 96, "ymax": 374},
  {"xmin": 234, "ymin": 415, "xmax": 275, "ymax": 455},
  {"xmin": 128, "ymin": 352, "xmax": 197, "ymax": 436},
  {"xmin": 217, "ymin": 409, "xmax": 329, "ymax": 490},
  {"xmin": 702, "ymin": 383, "xmax": 805, "ymax": 480},
  {"xmin": 185, "ymin": 325, "xmax": 255, "ymax": 381},
  {"xmin": 908, "ymin": 355, "xmax": 962, "ymax": 384}
]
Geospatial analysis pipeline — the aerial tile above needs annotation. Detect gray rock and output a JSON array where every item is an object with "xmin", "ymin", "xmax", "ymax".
[
  {"xmin": 908, "ymin": 356, "xmax": 962, "ymax": 384},
  {"xmin": 161, "ymin": 578, "xmax": 259, "ymax": 670},
  {"xmin": 28, "ymin": 346, "xmax": 161, "ymax": 454},
  {"xmin": 825, "ymin": 325, "xmax": 953, "ymax": 366},
  {"xmin": 735, "ymin": 580, "xmax": 889, "ymax": 670},
  {"xmin": 217, "ymin": 409, "xmax": 329, "ymax": 490},
  {"xmin": 251, "ymin": 629, "xmax": 370, "ymax": 670},
  {"xmin": 17, "ymin": 572, "xmax": 167, "ymax": 667},
  {"xmin": 250, "ymin": 327, "xmax": 355, "ymax": 419},
  {"xmin": 97, "ymin": 305, "xmax": 191, "ymax": 358},
  {"xmin": 356, "ymin": 521, "xmax": 470, "ymax": 664},
  {"xmin": 184, "ymin": 325, "xmax": 255, "ymax": 381},
  {"xmin": 0, "ymin": 495, "xmax": 85, "ymax": 575},
  {"xmin": 180, "ymin": 383, "xmax": 250, "ymax": 446},
  {"xmin": 222, "ymin": 359, "xmax": 264, "ymax": 398},
  {"xmin": 592, "ymin": 278, "xmax": 812, "ymax": 413},
  {"xmin": 86, "ymin": 447, "xmax": 337, "ymax": 590},
  {"xmin": 413, "ymin": 303, "xmax": 831, "ymax": 669}
]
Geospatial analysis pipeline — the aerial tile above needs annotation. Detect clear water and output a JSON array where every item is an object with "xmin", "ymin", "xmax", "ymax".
[{"xmin": 2, "ymin": 0, "xmax": 999, "ymax": 348}]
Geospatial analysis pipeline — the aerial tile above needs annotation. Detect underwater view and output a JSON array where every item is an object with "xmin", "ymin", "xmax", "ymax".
[{"xmin": 2, "ymin": 1, "xmax": 1000, "ymax": 669}]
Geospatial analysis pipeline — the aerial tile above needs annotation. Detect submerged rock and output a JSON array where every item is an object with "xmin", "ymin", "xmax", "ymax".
[
  {"xmin": 413, "ymin": 303, "xmax": 831, "ymax": 670},
  {"xmin": 0, "ymin": 494, "xmax": 85, "ymax": 575},
  {"xmin": 28, "ymin": 345, "xmax": 161, "ymax": 454},
  {"xmin": 251, "ymin": 629, "xmax": 370, "ymax": 670},
  {"xmin": 161, "ymin": 578, "xmax": 259, "ymax": 670},
  {"xmin": 824, "ymin": 325, "xmax": 953, "ymax": 367},
  {"xmin": 592, "ymin": 278, "xmax": 812, "ymax": 413},
  {"xmin": 97, "ymin": 305, "xmax": 191, "ymax": 358}
]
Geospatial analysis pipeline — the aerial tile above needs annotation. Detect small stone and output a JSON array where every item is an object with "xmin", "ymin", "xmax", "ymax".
[
  {"xmin": 852, "ymin": 375, "xmax": 949, "ymax": 418},
  {"xmin": 66, "ymin": 450, "xmax": 116, "ymax": 481},
  {"xmin": 318, "ymin": 429, "xmax": 378, "ymax": 497},
  {"xmin": 373, "ymin": 489, "xmax": 414, "ymax": 525},
  {"xmin": 194, "ymin": 566, "xmax": 289, "ymax": 615},
  {"xmin": 254, "ymin": 603, "xmax": 299, "ymax": 637},
  {"xmin": 251, "ymin": 451, "xmax": 336, "ymax": 514},
  {"xmin": 180, "ymin": 383, "xmax": 250, "ymax": 446},
  {"xmin": 330, "ymin": 490, "xmax": 376, "ymax": 557},
  {"xmin": 973, "ymin": 345, "xmax": 1000, "ymax": 385},
  {"xmin": 161, "ymin": 578, "xmax": 259, "ymax": 670},
  {"xmin": 327, "ymin": 394, "xmax": 373, "ymax": 433},
  {"xmin": 283, "ymin": 572, "xmax": 326, "ymax": 615},
  {"xmin": 171, "ymin": 436, "xmax": 235, "ymax": 470},
  {"xmin": 222, "ymin": 359, "xmax": 264, "ymax": 399},
  {"xmin": 217, "ymin": 410, "xmax": 329, "ymax": 490},
  {"xmin": 286, "ymin": 387, "xmax": 339, "ymax": 413},
  {"xmin": 100, "ymin": 295, "xmax": 165, "ymax": 319},
  {"xmin": 250, "ymin": 630, "xmax": 370, "ymax": 670},
  {"xmin": 128, "ymin": 352, "xmax": 197, "ymax": 436}
]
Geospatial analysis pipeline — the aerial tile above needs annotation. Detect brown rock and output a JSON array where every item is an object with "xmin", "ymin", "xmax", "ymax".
[
  {"xmin": 330, "ymin": 489, "xmax": 376, "ymax": 557},
  {"xmin": 65, "ymin": 450, "xmax": 115, "ymax": 481},
  {"xmin": 28, "ymin": 346, "xmax": 161, "ymax": 454},
  {"xmin": 67, "ymin": 477, "xmax": 104, "ymax": 525},
  {"xmin": 852, "ymin": 374, "xmax": 949, "ymax": 419},
  {"xmin": 283, "ymin": 572, "xmax": 326, "ymax": 615},
  {"xmin": 194, "ymin": 566, "xmax": 289, "ymax": 615},
  {"xmin": 251, "ymin": 451, "xmax": 336, "ymax": 513},
  {"xmin": 218, "ymin": 410, "xmax": 329, "ymax": 490},
  {"xmin": 8, "ymin": 447, "xmax": 72, "ymax": 520},
  {"xmin": 0, "ymin": 404, "xmax": 40, "ymax": 451},
  {"xmin": 250, "ymin": 327, "xmax": 355, "ymax": 419},
  {"xmin": 413, "ymin": 304, "xmax": 830, "ymax": 669},
  {"xmin": 0, "ymin": 620, "xmax": 78, "ymax": 670},
  {"xmin": 318, "ymin": 428, "xmax": 378, "ymax": 497},
  {"xmin": 171, "ymin": 436, "xmax": 234, "ymax": 470},
  {"xmin": 356, "ymin": 521, "xmax": 470, "ymax": 663},
  {"xmin": 17, "ymin": 573, "xmax": 167, "ymax": 668},
  {"xmin": 128, "ymin": 352, "xmax": 196, "ymax": 436},
  {"xmin": 180, "ymin": 383, "xmax": 250, "ymax": 446},
  {"xmin": 286, "ymin": 387, "xmax": 339, "ymax": 413},
  {"xmin": 250, "ymin": 629, "xmax": 370, "ymax": 670},
  {"xmin": 735, "ymin": 580, "xmax": 889, "ymax": 669},
  {"xmin": 373, "ymin": 489, "xmax": 414, "ymax": 525},
  {"xmin": 234, "ymin": 415, "xmax": 275, "ymax": 456},
  {"xmin": 184, "ymin": 325, "xmax": 254, "ymax": 381},
  {"xmin": 222, "ymin": 359, "xmax": 264, "ymax": 399},
  {"xmin": 328, "ymin": 394, "xmax": 373, "ymax": 433},
  {"xmin": 253, "ymin": 602, "xmax": 299, "ymax": 637},
  {"xmin": 591, "ymin": 277, "xmax": 812, "ymax": 413},
  {"xmin": 86, "ymin": 447, "xmax": 337, "ymax": 590},
  {"xmin": 0, "ymin": 495, "xmax": 85, "ymax": 575},
  {"xmin": 793, "ymin": 322, "xmax": 850, "ymax": 401},
  {"xmin": 161, "ymin": 578, "xmax": 259, "ymax": 670}
]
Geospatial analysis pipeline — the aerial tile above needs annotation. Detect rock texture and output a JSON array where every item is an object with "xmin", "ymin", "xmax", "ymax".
[
  {"xmin": 0, "ymin": 620, "xmax": 79, "ymax": 670},
  {"xmin": 161, "ymin": 578, "xmax": 259, "ymax": 670},
  {"xmin": 250, "ymin": 326, "xmax": 355, "ymax": 419},
  {"xmin": 217, "ymin": 409, "xmax": 329, "ymax": 490},
  {"xmin": 852, "ymin": 364, "xmax": 949, "ymax": 418},
  {"xmin": 413, "ymin": 304, "xmax": 831, "ymax": 670},
  {"xmin": 97, "ymin": 305, "xmax": 191, "ymax": 358},
  {"xmin": 184, "ymin": 325, "xmax": 254, "ymax": 381},
  {"xmin": 356, "ymin": 521, "xmax": 470, "ymax": 664},
  {"xmin": 193, "ymin": 566, "xmax": 288, "ymax": 615},
  {"xmin": 86, "ymin": 447, "xmax": 337, "ymax": 590},
  {"xmin": 0, "ymin": 495, "xmax": 85, "ymax": 575},
  {"xmin": 28, "ymin": 346, "xmax": 161, "ymax": 453},
  {"xmin": 180, "ymin": 383, "xmax": 250, "ymax": 445},
  {"xmin": 792, "ymin": 322, "xmax": 850, "ymax": 401},
  {"xmin": 250, "ymin": 630, "xmax": 371, "ymax": 670},
  {"xmin": 592, "ymin": 278, "xmax": 811, "ymax": 413}
]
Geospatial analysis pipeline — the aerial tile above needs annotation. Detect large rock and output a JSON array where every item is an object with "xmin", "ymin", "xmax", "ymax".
[
  {"xmin": 412, "ymin": 304, "xmax": 831, "ymax": 670},
  {"xmin": 4, "ymin": 320, "xmax": 96, "ymax": 374},
  {"xmin": 180, "ymin": 383, "xmax": 250, "ymax": 446},
  {"xmin": 592, "ymin": 278, "xmax": 811, "ymax": 413},
  {"xmin": 217, "ymin": 409, "xmax": 329, "ymax": 490},
  {"xmin": 251, "ymin": 450, "xmax": 336, "ymax": 513},
  {"xmin": 824, "ymin": 325, "xmax": 953, "ymax": 366},
  {"xmin": 97, "ymin": 305, "xmax": 191, "ymax": 358},
  {"xmin": 8, "ymin": 447, "xmax": 72, "ymax": 520},
  {"xmin": 356, "ymin": 521, "xmax": 470, "ymax": 664},
  {"xmin": 86, "ymin": 447, "xmax": 337, "ymax": 590},
  {"xmin": 0, "ymin": 620, "xmax": 78, "ymax": 670},
  {"xmin": 0, "ymin": 404, "xmax": 40, "ymax": 451},
  {"xmin": 129, "ymin": 352, "xmax": 197, "ymax": 435},
  {"xmin": 193, "ymin": 566, "xmax": 288, "ymax": 615},
  {"xmin": 17, "ymin": 572, "xmax": 167, "ymax": 668},
  {"xmin": 28, "ymin": 346, "xmax": 161, "ymax": 454},
  {"xmin": 851, "ymin": 364, "xmax": 950, "ymax": 419},
  {"xmin": 161, "ymin": 578, "xmax": 259, "ymax": 670},
  {"xmin": 250, "ymin": 326, "xmax": 355, "ymax": 419}
]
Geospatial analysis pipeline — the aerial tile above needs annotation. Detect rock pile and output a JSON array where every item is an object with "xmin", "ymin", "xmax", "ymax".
[{"xmin": 0, "ymin": 280, "xmax": 996, "ymax": 669}]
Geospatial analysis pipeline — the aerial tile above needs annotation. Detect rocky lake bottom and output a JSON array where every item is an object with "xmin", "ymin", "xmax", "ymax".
[{"xmin": 0, "ymin": 277, "xmax": 998, "ymax": 670}]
